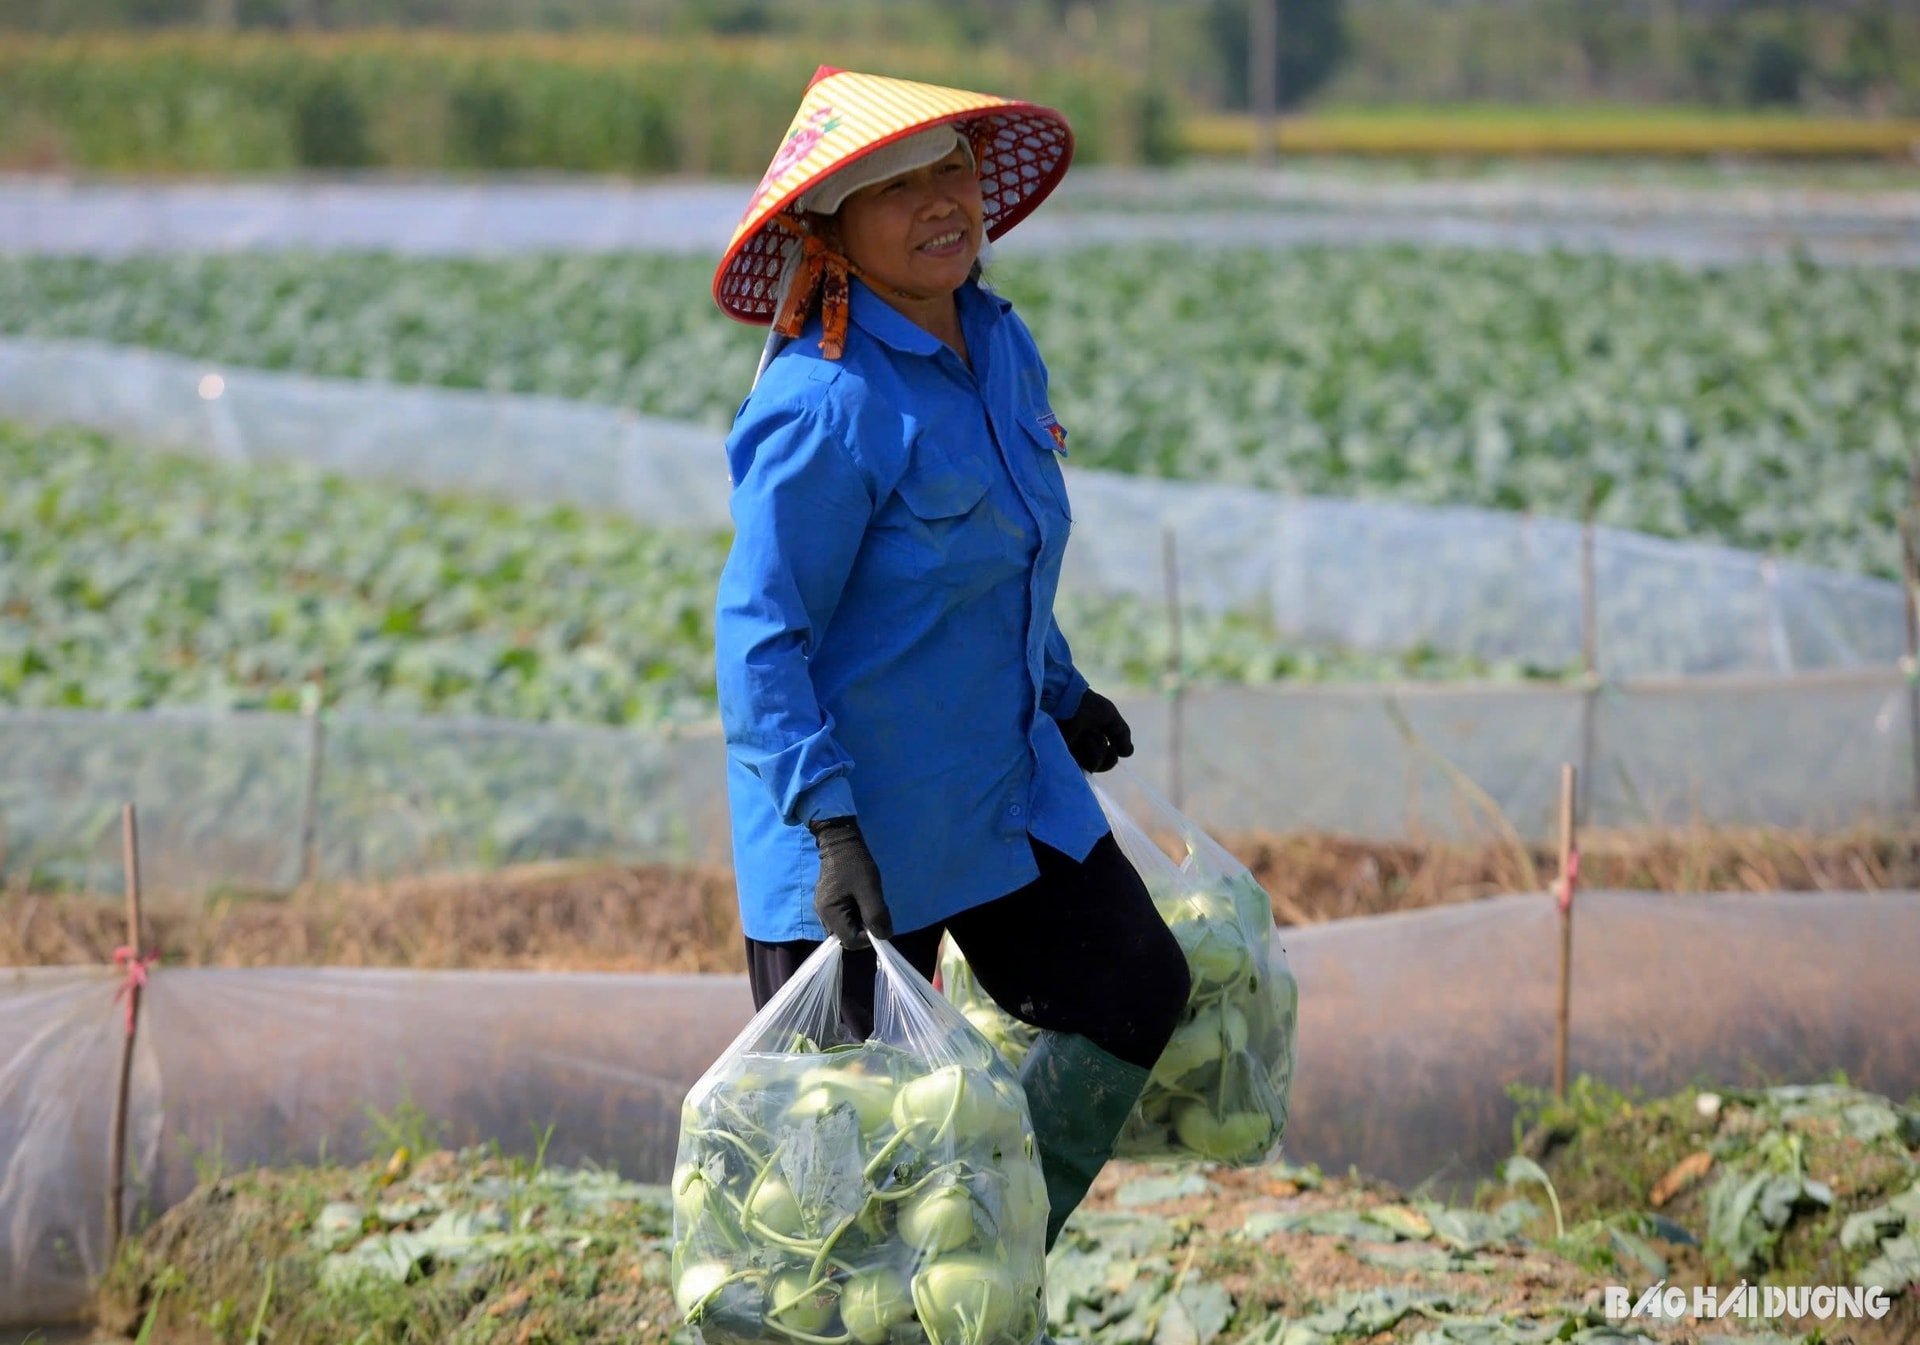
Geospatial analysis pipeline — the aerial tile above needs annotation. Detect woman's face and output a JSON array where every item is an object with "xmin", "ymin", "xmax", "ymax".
[{"xmin": 834, "ymin": 144, "xmax": 983, "ymax": 302}]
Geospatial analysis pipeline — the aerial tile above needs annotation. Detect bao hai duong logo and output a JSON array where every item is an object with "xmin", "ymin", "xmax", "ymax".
[{"xmin": 1605, "ymin": 1280, "xmax": 1894, "ymax": 1325}]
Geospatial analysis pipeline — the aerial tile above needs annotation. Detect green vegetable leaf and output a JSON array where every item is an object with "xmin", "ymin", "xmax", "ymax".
[
  {"xmin": 1856, "ymin": 1233, "xmax": 1920, "ymax": 1294},
  {"xmin": 1242, "ymin": 1209, "xmax": 1400, "ymax": 1244},
  {"xmin": 1116, "ymin": 1173, "xmax": 1210, "ymax": 1207},
  {"xmin": 1151, "ymin": 1281, "xmax": 1234, "ymax": 1345}
]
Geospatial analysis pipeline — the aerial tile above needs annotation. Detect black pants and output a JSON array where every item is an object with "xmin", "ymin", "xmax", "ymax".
[{"xmin": 744, "ymin": 832, "xmax": 1191, "ymax": 1070}]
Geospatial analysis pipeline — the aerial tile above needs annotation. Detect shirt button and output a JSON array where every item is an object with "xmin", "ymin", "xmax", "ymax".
[{"xmin": 1008, "ymin": 804, "xmax": 1022, "ymax": 816}]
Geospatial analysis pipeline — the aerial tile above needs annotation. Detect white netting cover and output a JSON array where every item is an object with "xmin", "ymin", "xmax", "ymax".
[
  {"xmin": 3, "ymin": 176, "xmax": 1916, "ymax": 267},
  {"xmin": 0, "ymin": 337, "xmax": 1901, "ymax": 680},
  {"xmin": 0, "ymin": 709, "xmax": 731, "ymax": 896},
  {"xmin": 3, "ymin": 670, "xmax": 1911, "ymax": 897}
]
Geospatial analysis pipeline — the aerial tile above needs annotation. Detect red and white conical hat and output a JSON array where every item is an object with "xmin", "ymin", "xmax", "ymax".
[{"xmin": 713, "ymin": 65, "xmax": 1074, "ymax": 324}]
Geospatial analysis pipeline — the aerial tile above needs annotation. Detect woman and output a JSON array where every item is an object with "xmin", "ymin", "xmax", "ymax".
[{"xmin": 710, "ymin": 66, "xmax": 1191, "ymax": 1251}]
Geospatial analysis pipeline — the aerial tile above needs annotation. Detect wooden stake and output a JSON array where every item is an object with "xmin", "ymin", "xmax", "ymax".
[
  {"xmin": 1905, "ymin": 457, "xmax": 1920, "ymax": 814},
  {"xmin": 1579, "ymin": 500, "xmax": 1598, "ymax": 680},
  {"xmin": 1554, "ymin": 764, "xmax": 1578, "ymax": 1102},
  {"xmin": 1249, "ymin": 0, "xmax": 1278, "ymax": 166},
  {"xmin": 297, "ymin": 672, "xmax": 328, "ymax": 887},
  {"xmin": 1577, "ymin": 498, "xmax": 1599, "ymax": 824},
  {"xmin": 1162, "ymin": 527, "xmax": 1185, "ymax": 809},
  {"xmin": 108, "ymin": 803, "xmax": 147, "ymax": 1254}
]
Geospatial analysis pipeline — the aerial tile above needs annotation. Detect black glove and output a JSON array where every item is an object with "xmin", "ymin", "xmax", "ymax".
[
  {"xmin": 807, "ymin": 816, "xmax": 893, "ymax": 950},
  {"xmin": 1057, "ymin": 689, "xmax": 1133, "ymax": 773}
]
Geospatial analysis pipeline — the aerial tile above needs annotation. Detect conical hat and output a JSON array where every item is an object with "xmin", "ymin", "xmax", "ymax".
[{"xmin": 713, "ymin": 65, "xmax": 1074, "ymax": 324}]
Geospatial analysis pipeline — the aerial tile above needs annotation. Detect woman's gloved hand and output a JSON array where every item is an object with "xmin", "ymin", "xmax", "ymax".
[
  {"xmin": 806, "ymin": 816, "xmax": 893, "ymax": 949},
  {"xmin": 1058, "ymin": 689, "xmax": 1133, "ymax": 773}
]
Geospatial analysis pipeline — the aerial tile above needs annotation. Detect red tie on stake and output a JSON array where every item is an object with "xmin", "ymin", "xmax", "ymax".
[
  {"xmin": 1554, "ymin": 845, "xmax": 1581, "ymax": 916},
  {"xmin": 112, "ymin": 945, "xmax": 160, "ymax": 1036}
]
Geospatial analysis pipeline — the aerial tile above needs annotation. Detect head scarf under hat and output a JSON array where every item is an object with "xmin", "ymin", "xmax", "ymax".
[
  {"xmin": 760, "ymin": 126, "xmax": 974, "ymax": 366},
  {"xmin": 716, "ymin": 66, "xmax": 1074, "ymax": 380}
]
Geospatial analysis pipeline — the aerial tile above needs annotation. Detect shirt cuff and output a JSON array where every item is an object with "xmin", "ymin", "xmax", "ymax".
[
  {"xmin": 795, "ymin": 775, "xmax": 858, "ymax": 826},
  {"xmin": 1049, "ymin": 673, "xmax": 1090, "ymax": 722}
]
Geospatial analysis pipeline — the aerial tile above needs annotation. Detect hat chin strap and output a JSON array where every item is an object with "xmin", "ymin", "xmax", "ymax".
[{"xmin": 750, "ymin": 327, "xmax": 789, "ymax": 393}]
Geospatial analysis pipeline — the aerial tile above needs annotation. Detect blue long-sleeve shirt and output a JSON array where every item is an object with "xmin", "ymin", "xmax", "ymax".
[{"xmin": 715, "ymin": 276, "xmax": 1108, "ymax": 942}]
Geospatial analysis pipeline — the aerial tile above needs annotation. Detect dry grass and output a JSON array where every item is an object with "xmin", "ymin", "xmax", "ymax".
[
  {"xmin": 5, "ymin": 825, "xmax": 1914, "ymax": 974},
  {"xmin": 1233, "ymin": 823, "xmax": 1920, "ymax": 925},
  {"xmin": 1, "ymin": 857, "xmax": 746, "ymax": 972},
  {"xmin": 1185, "ymin": 109, "xmax": 1920, "ymax": 159}
]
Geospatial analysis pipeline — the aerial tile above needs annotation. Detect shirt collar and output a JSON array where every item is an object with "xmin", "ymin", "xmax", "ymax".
[
  {"xmin": 848, "ymin": 277, "xmax": 943, "ymax": 358},
  {"xmin": 848, "ymin": 275, "xmax": 1007, "ymax": 360}
]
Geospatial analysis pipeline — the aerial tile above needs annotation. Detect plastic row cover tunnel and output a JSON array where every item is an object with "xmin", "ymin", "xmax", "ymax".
[
  {"xmin": 0, "ymin": 335, "xmax": 1901, "ymax": 679},
  {"xmin": 6, "ymin": 670, "xmax": 1912, "ymax": 901},
  {"xmin": 5, "ymin": 889, "xmax": 1920, "ymax": 1325}
]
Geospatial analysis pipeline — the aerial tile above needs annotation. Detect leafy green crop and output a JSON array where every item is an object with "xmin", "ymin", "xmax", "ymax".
[
  {"xmin": 1, "ymin": 245, "xmax": 1911, "ymax": 575},
  {"xmin": 0, "ymin": 34, "xmax": 1170, "ymax": 175},
  {"xmin": 0, "ymin": 421, "xmax": 1547, "ymax": 726},
  {"xmin": 0, "ymin": 420, "xmax": 727, "ymax": 724}
]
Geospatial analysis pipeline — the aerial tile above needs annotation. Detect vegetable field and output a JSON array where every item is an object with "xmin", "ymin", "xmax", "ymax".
[
  {"xmin": 1, "ymin": 421, "xmax": 726, "ymax": 724},
  {"xmin": 0, "ymin": 422, "xmax": 1544, "ymax": 724},
  {"xmin": 91, "ymin": 1080, "xmax": 1920, "ymax": 1344},
  {"xmin": 2, "ymin": 245, "xmax": 1911, "ymax": 576}
]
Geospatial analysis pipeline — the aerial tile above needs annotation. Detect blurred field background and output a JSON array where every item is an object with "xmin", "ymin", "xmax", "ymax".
[
  {"xmin": 5, "ymin": 8, "xmax": 1920, "ymax": 1341},
  {"xmin": 0, "ymin": 0, "xmax": 1914, "ymax": 844},
  {"xmin": 2, "ymin": 0, "xmax": 1918, "ymax": 841},
  {"xmin": 1, "ymin": 0, "xmax": 1918, "ymax": 172}
]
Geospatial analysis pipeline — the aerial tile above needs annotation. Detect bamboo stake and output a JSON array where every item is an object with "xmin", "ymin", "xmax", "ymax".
[
  {"xmin": 297, "ymin": 672, "xmax": 328, "ymax": 887},
  {"xmin": 1554, "ymin": 764, "xmax": 1579, "ymax": 1102},
  {"xmin": 1577, "ymin": 497, "xmax": 1599, "ymax": 825},
  {"xmin": 1162, "ymin": 526, "xmax": 1186, "ymax": 809},
  {"xmin": 108, "ymin": 803, "xmax": 147, "ymax": 1254},
  {"xmin": 1905, "ymin": 457, "xmax": 1920, "ymax": 815},
  {"xmin": 1249, "ymin": 0, "xmax": 1278, "ymax": 166},
  {"xmin": 1580, "ymin": 500, "xmax": 1598, "ymax": 679}
]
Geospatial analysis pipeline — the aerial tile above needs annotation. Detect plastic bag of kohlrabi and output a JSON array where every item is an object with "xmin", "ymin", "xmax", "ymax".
[
  {"xmin": 940, "ymin": 766, "xmax": 1298, "ymax": 1166},
  {"xmin": 673, "ymin": 938, "xmax": 1049, "ymax": 1345},
  {"xmin": 1097, "ymin": 766, "xmax": 1298, "ymax": 1164}
]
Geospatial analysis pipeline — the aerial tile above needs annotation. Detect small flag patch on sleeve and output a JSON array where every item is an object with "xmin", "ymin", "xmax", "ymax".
[{"xmin": 1037, "ymin": 410, "xmax": 1069, "ymax": 454}]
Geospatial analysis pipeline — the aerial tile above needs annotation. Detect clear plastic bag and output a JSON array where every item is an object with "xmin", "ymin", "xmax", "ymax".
[
  {"xmin": 672, "ymin": 939, "xmax": 1049, "ymax": 1345},
  {"xmin": 941, "ymin": 767, "xmax": 1298, "ymax": 1166},
  {"xmin": 1098, "ymin": 766, "xmax": 1298, "ymax": 1164}
]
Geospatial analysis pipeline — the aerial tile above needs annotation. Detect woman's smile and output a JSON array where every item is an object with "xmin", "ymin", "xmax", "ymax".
[
  {"xmin": 917, "ymin": 227, "xmax": 968, "ymax": 257},
  {"xmin": 834, "ymin": 144, "xmax": 986, "ymax": 318}
]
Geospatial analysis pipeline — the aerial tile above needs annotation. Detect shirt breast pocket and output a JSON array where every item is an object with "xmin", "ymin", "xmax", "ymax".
[
  {"xmin": 1020, "ymin": 417, "xmax": 1075, "ymax": 523},
  {"xmin": 878, "ymin": 444, "xmax": 1005, "ymax": 585}
]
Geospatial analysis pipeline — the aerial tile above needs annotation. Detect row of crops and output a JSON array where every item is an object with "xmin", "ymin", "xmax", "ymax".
[
  {"xmin": 1, "ymin": 421, "xmax": 1542, "ymax": 724},
  {"xmin": 2, "ymin": 244, "xmax": 1910, "ymax": 576},
  {"xmin": 0, "ymin": 34, "xmax": 1174, "ymax": 175}
]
